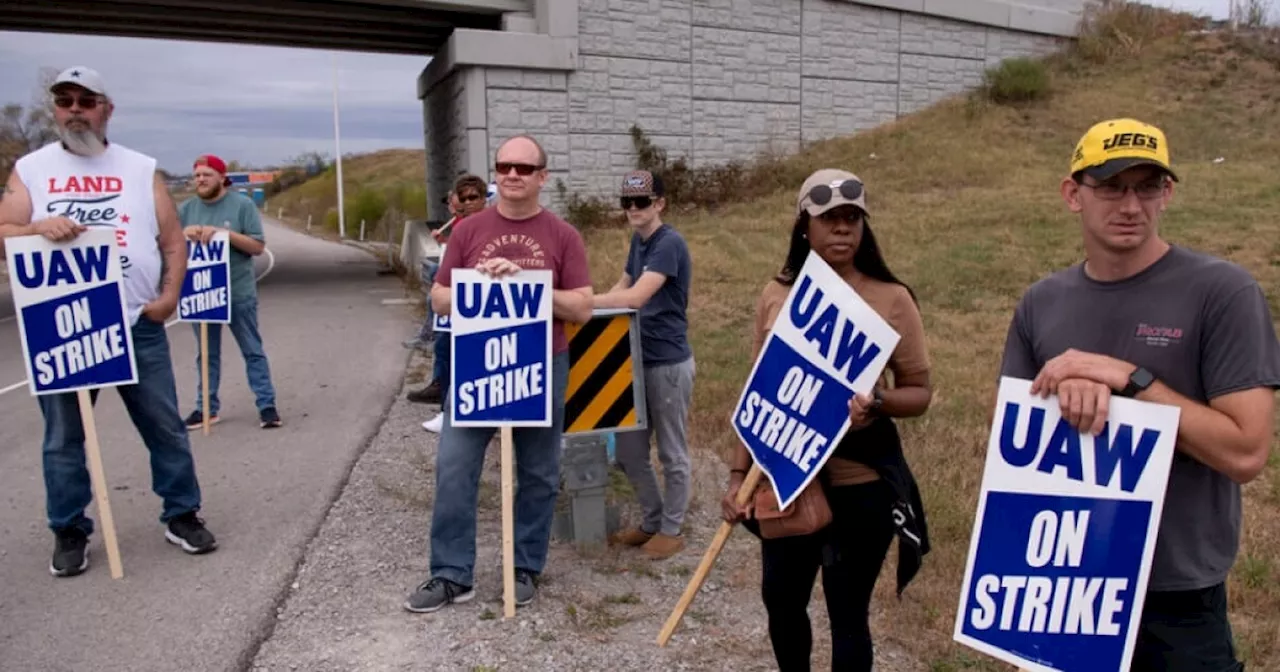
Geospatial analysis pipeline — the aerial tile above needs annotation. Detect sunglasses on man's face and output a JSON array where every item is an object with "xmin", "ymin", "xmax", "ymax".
[
  {"xmin": 53, "ymin": 94, "xmax": 101, "ymax": 110},
  {"xmin": 458, "ymin": 192, "xmax": 483, "ymax": 203},
  {"xmin": 495, "ymin": 162, "xmax": 543, "ymax": 177},
  {"xmin": 620, "ymin": 196, "xmax": 653, "ymax": 210}
]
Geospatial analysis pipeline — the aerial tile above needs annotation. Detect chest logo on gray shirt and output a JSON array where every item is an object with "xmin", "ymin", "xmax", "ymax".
[{"xmin": 1134, "ymin": 322, "xmax": 1183, "ymax": 348}]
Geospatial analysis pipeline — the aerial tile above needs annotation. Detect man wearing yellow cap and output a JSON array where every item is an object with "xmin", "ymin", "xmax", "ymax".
[{"xmin": 996, "ymin": 118, "xmax": 1280, "ymax": 669}]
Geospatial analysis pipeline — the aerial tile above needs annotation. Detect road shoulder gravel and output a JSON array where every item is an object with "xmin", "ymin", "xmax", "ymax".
[{"xmin": 249, "ymin": 351, "xmax": 922, "ymax": 672}]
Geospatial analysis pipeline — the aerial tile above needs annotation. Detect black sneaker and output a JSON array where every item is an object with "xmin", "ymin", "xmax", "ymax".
[
  {"xmin": 515, "ymin": 569, "xmax": 537, "ymax": 607},
  {"xmin": 403, "ymin": 577, "xmax": 475, "ymax": 613},
  {"xmin": 50, "ymin": 528, "xmax": 89, "ymax": 578},
  {"xmin": 259, "ymin": 407, "xmax": 282, "ymax": 429},
  {"xmin": 184, "ymin": 410, "xmax": 219, "ymax": 429},
  {"xmin": 165, "ymin": 511, "xmax": 218, "ymax": 554},
  {"xmin": 406, "ymin": 381, "xmax": 443, "ymax": 405}
]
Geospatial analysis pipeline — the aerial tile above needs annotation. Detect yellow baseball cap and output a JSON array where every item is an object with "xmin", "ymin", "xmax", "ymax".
[{"xmin": 1070, "ymin": 118, "xmax": 1179, "ymax": 182}]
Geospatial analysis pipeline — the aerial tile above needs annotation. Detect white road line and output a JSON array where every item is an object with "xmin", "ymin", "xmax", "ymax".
[
  {"xmin": 259, "ymin": 248, "xmax": 276, "ymax": 283},
  {"xmin": 0, "ymin": 251, "xmax": 276, "ymax": 397}
]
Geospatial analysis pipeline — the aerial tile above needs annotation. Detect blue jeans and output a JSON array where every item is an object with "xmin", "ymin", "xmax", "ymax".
[
  {"xmin": 40, "ymin": 317, "xmax": 203, "ymax": 535},
  {"xmin": 414, "ymin": 259, "xmax": 440, "ymax": 342},
  {"xmin": 429, "ymin": 351, "xmax": 569, "ymax": 586},
  {"xmin": 433, "ymin": 330, "xmax": 451, "ymax": 386},
  {"xmin": 192, "ymin": 295, "xmax": 276, "ymax": 415}
]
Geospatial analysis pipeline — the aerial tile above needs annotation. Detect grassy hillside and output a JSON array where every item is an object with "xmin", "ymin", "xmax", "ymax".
[
  {"xmin": 266, "ymin": 148, "xmax": 426, "ymax": 240},
  {"xmin": 572, "ymin": 6, "xmax": 1280, "ymax": 669}
]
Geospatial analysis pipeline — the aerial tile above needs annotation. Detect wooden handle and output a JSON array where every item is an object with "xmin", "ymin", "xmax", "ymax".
[
  {"xmin": 500, "ymin": 426, "xmax": 516, "ymax": 619},
  {"xmin": 77, "ymin": 389, "xmax": 124, "ymax": 579},
  {"xmin": 656, "ymin": 464, "xmax": 763, "ymax": 646}
]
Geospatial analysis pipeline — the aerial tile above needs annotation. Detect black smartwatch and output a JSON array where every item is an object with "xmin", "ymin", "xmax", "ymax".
[{"xmin": 1119, "ymin": 367, "xmax": 1156, "ymax": 398}]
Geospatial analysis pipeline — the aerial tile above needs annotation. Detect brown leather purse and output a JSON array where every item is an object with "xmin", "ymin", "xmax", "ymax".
[{"xmin": 752, "ymin": 479, "xmax": 833, "ymax": 539}]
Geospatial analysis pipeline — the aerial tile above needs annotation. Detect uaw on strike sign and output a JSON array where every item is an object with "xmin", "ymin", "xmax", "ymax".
[
  {"xmin": 178, "ymin": 231, "xmax": 231, "ymax": 323},
  {"xmin": 449, "ymin": 269, "xmax": 553, "ymax": 427},
  {"xmin": 731, "ymin": 251, "xmax": 900, "ymax": 509},
  {"xmin": 953, "ymin": 377, "xmax": 1180, "ymax": 672},
  {"xmin": 6, "ymin": 229, "xmax": 138, "ymax": 395}
]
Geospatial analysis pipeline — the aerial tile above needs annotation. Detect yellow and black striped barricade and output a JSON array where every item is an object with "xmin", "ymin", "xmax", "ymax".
[{"xmin": 562, "ymin": 307, "xmax": 647, "ymax": 437}]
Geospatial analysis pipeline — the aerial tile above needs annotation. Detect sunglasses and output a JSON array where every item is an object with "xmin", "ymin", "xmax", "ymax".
[
  {"xmin": 495, "ymin": 162, "xmax": 543, "ymax": 176},
  {"xmin": 805, "ymin": 179, "xmax": 864, "ymax": 208},
  {"xmin": 53, "ymin": 94, "xmax": 101, "ymax": 110},
  {"xmin": 457, "ymin": 192, "xmax": 483, "ymax": 202},
  {"xmin": 620, "ymin": 196, "xmax": 653, "ymax": 210}
]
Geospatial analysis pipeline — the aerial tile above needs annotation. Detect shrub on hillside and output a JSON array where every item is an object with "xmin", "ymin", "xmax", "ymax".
[
  {"xmin": 347, "ymin": 188, "xmax": 387, "ymax": 230},
  {"xmin": 554, "ymin": 180, "xmax": 621, "ymax": 231},
  {"xmin": 982, "ymin": 57, "xmax": 1051, "ymax": 105},
  {"xmin": 1073, "ymin": 0, "xmax": 1208, "ymax": 65}
]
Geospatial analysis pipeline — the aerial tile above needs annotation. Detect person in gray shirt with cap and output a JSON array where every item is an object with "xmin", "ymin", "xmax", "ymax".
[
  {"xmin": 594, "ymin": 170, "xmax": 695, "ymax": 561},
  {"xmin": 999, "ymin": 117, "xmax": 1280, "ymax": 670}
]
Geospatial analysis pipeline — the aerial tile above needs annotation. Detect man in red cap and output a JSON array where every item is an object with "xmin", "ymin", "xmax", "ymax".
[{"xmin": 177, "ymin": 154, "xmax": 282, "ymax": 429}]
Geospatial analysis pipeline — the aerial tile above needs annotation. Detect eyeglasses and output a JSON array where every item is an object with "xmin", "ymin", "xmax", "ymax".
[
  {"xmin": 804, "ymin": 179, "xmax": 864, "ymax": 208},
  {"xmin": 1080, "ymin": 180, "xmax": 1166, "ymax": 201},
  {"xmin": 495, "ymin": 162, "xmax": 544, "ymax": 177},
  {"xmin": 620, "ymin": 196, "xmax": 653, "ymax": 210},
  {"xmin": 458, "ymin": 192, "xmax": 483, "ymax": 203},
  {"xmin": 53, "ymin": 94, "xmax": 101, "ymax": 110}
]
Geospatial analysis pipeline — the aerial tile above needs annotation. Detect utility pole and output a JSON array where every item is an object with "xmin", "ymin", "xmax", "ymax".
[{"xmin": 331, "ymin": 52, "xmax": 346, "ymax": 239}]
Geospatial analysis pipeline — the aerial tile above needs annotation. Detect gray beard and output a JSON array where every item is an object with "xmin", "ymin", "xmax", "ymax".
[{"xmin": 59, "ymin": 126, "xmax": 107, "ymax": 157}]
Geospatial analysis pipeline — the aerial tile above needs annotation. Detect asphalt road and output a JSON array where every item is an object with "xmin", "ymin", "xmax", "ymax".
[{"xmin": 0, "ymin": 218, "xmax": 416, "ymax": 672}]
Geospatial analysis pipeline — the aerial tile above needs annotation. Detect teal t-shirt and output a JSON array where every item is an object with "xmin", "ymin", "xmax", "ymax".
[{"xmin": 177, "ymin": 191, "xmax": 265, "ymax": 304}]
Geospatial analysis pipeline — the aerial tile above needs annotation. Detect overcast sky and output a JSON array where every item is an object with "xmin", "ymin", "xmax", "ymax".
[{"xmin": 0, "ymin": 0, "xmax": 1261, "ymax": 174}]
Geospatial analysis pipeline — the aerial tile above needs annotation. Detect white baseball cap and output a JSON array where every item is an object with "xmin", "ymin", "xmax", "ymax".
[{"xmin": 49, "ymin": 66, "xmax": 108, "ymax": 97}]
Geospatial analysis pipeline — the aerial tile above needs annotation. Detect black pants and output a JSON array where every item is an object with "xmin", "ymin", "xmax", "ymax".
[
  {"xmin": 748, "ymin": 479, "xmax": 897, "ymax": 672},
  {"xmin": 1132, "ymin": 583, "xmax": 1244, "ymax": 671}
]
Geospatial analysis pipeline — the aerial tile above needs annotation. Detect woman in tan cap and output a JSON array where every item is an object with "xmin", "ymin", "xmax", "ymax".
[{"xmin": 720, "ymin": 169, "xmax": 935, "ymax": 671}]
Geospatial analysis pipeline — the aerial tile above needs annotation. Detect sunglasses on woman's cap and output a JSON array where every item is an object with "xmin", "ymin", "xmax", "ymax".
[{"xmin": 797, "ymin": 169, "xmax": 869, "ymax": 217}]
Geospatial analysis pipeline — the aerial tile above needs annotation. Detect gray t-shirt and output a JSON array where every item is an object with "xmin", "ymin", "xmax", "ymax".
[
  {"xmin": 625, "ymin": 224, "xmax": 693, "ymax": 367},
  {"xmin": 999, "ymin": 245, "xmax": 1280, "ymax": 591}
]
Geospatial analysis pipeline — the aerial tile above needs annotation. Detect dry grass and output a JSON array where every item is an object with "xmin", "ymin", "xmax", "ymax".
[
  {"xmin": 266, "ymin": 148, "xmax": 427, "ymax": 237},
  {"xmin": 579, "ymin": 12, "xmax": 1280, "ymax": 670}
]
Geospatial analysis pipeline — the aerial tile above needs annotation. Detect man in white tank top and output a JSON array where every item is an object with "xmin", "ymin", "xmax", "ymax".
[{"xmin": 0, "ymin": 66, "xmax": 218, "ymax": 578}]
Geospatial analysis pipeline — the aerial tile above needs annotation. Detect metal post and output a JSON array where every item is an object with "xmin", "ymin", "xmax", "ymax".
[
  {"xmin": 360, "ymin": 219, "xmax": 366, "ymax": 241},
  {"xmin": 332, "ymin": 53, "xmax": 346, "ymax": 240},
  {"xmin": 306, "ymin": 214, "xmax": 312, "ymax": 231},
  {"xmin": 558, "ymin": 434, "xmax": 611, "ymax": 547}
]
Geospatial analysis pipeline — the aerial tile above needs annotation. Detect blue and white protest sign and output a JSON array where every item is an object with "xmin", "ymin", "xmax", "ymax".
[
  {"xmin": 433, "ymin": 244, "xmax": 451, "ymax": 333},
  {"xmin": 177, "ymin": 230, "xmax": 231, "ymax": 323},
  {"xmin": 730, "ymin": 251, "xmax": 900, "ymax": 510},
  {"xmin": 449, "ymin": 268, "xmax": 553, "ymax": 427},
  {"xmin": 953, "ymin": 376, "xmax": 1180, "ymax": 672},
  {"xmin": 6, "ymin": 229, "xmax": 138, "ymax": 395}
]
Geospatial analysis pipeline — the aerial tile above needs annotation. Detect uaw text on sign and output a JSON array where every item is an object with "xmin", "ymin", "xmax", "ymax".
[
  {"xmin": 731, "ymin": 250, "xmax": 900, "ymax": 510},
  {"xmin": 953, "ymin": 376, "xmax": 1180, "ymax": 672},
  {"xmin": 7, "ymin": 228, "xmax": 138, "ymax": 395},
  {"xmin": 449, "ymin": 268, "xmax": 554, "ymax": 427},
  {"xmin": 178, "ymin": 230, "xmax": 231, "ymax": 324}
]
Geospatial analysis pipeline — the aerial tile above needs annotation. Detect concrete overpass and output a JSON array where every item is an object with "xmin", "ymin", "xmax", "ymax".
[{"xmin": 5, "ymin": 0, "xmax": 1087, "ymax": 220}]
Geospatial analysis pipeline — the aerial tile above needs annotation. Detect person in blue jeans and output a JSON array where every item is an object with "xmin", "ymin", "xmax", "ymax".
[
  {"xmin": 404, "ymin": 135, "xmax": 593, "ymax": 612},
  {"xmin": 407, "ymin": 174, "xmax": 488, "ymax": 412},
  {"xmin": 178, "ymin": 154, "xmax": 282, "ymax": 429},
  {"xmin": 0, "ymin": 65, "xmax": 218, "ymax": 578}
]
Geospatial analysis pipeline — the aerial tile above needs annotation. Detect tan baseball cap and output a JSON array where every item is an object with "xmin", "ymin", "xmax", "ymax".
[{"xmin": 796, "ymin": 169, "xmax": 868, "ymax": 217}]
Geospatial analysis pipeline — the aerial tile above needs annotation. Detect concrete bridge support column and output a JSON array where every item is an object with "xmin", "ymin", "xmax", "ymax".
[{"xmin": 418, "ymin": 0, "xmax": 579, "ymax": 222}]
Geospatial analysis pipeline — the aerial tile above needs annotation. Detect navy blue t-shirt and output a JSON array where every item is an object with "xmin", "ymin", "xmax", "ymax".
[{"xmin": 625, "ymin": 224, "xmax": 693, "ymax": 367}]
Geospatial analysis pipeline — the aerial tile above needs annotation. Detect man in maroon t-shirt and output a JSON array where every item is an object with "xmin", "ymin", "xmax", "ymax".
[{"xmin": 404, "ymin": 134, "xmax": 593, "ymax": 614}]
